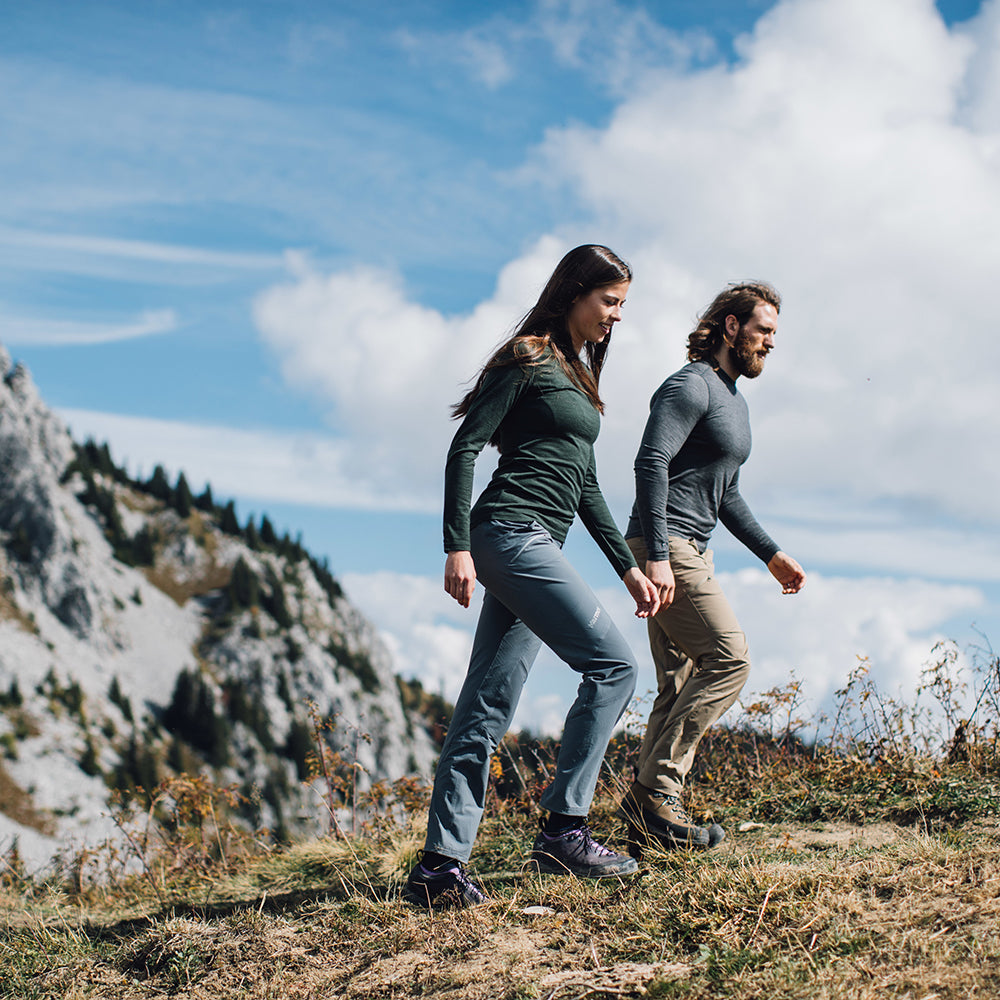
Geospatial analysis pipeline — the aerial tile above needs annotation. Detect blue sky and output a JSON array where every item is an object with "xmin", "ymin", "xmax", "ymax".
[{"xmin": 3, "ymin": 0, "xmax": 998, "ymax": 735}]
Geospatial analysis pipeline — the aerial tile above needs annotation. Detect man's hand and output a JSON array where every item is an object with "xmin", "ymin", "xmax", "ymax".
[
  {"xmin": 444, "ymin": 550, "xmax": 477, "ymax": 608},
  {"xmin": 768, "ymin": 551, "xmax": 806, "ymax": 594},
  {"xmin": 623, "ymin": 567, "xmax": 661, "ymax": 619},
  {"xmin": 645, "ymin": 559, "xmax": 675, "ymax": 608}
]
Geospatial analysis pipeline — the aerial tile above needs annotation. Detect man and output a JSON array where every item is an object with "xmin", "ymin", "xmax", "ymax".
[{"xmin": 618, "ymin": 281, "xmax": 806, "ymax": 852}]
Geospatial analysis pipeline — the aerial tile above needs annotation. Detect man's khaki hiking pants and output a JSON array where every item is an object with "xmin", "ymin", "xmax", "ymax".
[{"xmin": 627, "ymin": 536, "xmax": 751, "ymax": 798}]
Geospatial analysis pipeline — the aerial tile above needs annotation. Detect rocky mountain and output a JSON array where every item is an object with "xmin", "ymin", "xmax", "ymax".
[{"xmin": 0, "ymin": 344, "xmax": 440, "ymax": 871}]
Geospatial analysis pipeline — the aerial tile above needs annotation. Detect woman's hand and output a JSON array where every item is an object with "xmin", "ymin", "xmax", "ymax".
[
  {"xmin": 444, "ymin": 550, "xmax": 477, "ymax": 608},
  {"xmin": 623, "ymin": 566, "xmax": 660, "ymax": 619}
]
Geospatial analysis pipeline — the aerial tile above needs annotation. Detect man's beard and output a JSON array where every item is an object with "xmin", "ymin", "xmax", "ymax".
[{"xmin": 731, "ymin": 327, "xmax": 768, "ymax": 378}]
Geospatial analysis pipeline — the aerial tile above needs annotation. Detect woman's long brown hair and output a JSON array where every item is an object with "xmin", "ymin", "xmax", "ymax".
[{"xmin": 452, "ymin": 245, "xmax": 632, "ymax": 446}]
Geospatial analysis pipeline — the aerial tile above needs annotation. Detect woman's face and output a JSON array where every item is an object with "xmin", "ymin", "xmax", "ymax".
[{"xmin": 566, "ymin": 280, "xmax": 629, "ymax": 355}]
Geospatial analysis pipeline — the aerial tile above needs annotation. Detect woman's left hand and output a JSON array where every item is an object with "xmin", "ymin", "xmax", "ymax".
[{"xmin": 623, "ymin": 567, "xmax": 660, "ymax": 619}]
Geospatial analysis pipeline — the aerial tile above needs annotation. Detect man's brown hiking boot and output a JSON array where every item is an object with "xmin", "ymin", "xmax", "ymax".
[{"xmin": 617, "ymin": 780, "xmax": 723, "ymax": 857}]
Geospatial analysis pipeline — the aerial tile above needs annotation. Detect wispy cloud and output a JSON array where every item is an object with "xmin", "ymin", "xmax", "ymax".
[
  {"xmin": 3, "ymin": 310, "xmax": 177, "ymax": 346},
  {"xmin": 0, "ymin": 50, "xmax": 528, "ymax": 269},
  {"xmin": 535, "ymin": 0, "xmax": 715, "ymax": 90},
  {"xmin": 394, "ymin": 0, "xmax": 709, "ymax": 97},
  {"xmin": 0, "ymin": 227, "xmax": 283, "ymax": 270},
  {"xmin": 396, "ymin": 27, "xmax": 514, "ymax": 89}
]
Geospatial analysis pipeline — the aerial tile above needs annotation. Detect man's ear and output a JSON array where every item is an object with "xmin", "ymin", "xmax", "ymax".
[{"xmin": 723, "ymin": 313, "xmax": 740, "ymax": 345}]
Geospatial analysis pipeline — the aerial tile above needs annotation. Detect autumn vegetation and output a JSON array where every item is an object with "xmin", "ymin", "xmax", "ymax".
[{"xmin": 3, "ymin": 639, "xmax": 999, "ymax": 999}]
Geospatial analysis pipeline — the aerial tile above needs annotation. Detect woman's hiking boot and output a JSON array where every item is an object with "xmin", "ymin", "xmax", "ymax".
[
  {"xmin": 530, "ymin": 822, "xmax": 639, "ymax": 878},
  {"xmin": 403, "ymin": 861, "xmax": 487, "ymax": 909}
]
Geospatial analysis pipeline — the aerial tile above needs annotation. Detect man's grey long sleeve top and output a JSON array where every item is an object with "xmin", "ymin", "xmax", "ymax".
[{"xmin": 624, "ymin": 360, "xmax": 779, "ymax": 564}]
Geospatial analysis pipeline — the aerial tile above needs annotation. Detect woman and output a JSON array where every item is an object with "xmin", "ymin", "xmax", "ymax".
[{"xmin": 405, "ymin": 245, "xmax": 659, "ymax": 909}]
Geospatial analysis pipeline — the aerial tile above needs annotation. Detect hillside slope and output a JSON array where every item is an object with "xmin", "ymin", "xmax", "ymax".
[{"xmin": 0, "ymin": 344, "xmax": 438, "ymax": 869}]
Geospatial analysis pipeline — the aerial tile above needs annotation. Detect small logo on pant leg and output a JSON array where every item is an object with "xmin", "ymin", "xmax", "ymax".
[{"xmin": 586, "ymin": 606, "xmax": 601, "ymax": 628}]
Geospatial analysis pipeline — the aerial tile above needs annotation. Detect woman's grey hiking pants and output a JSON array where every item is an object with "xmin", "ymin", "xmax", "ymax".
[{"xmin": 425, "ymin": 519, "xmax": 638, "ymax": 863}]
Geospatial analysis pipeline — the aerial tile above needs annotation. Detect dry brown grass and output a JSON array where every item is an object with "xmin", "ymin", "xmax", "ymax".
[
  {"xmin": 5, "ymin": 647, "xmax": 1000, "ymax": 998},
  {"xmin": 3, "ymin": 811, "xmax": 1000, "ymax": 1000}
]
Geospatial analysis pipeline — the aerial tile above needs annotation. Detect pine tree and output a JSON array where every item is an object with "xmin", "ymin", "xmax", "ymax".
[
  {"xmin": 284, "ymin": 718, "xmax": 313, "ymax": 780},
  {"xmin": 10, "ymin": 525, "xmax": 33, "ymax": 562},
  {"xmin": 0, "ymin": 679, "xmax": 22, "ymax": 709},
  {"xmin": 195, "ymin": 483, "xmax": 214, "ymax": 513},
  {"xmin": 96, "ymin": 442, "xmax": 116, "ymax": 479},
  {"xmin": 229, "ymin": 557, "xmax": 259, "ymax": 610},
  {"xmin": 263, "ymin": 564, "xmax": 293, "ymax": 627},
  {"xmin": 220, "ymin": 500, "xmax": 240, "ymax": 535},
  {"xmin": 130, "ymin": 525, "xmax": 155, "ymax": 567},
  {"xmin": 172, "ymin": 472, "xmax": 193, "ymax": 518},
  {"xmin": 108, "ymin": 676, "xmax": 133, "ymax": 722},
  {"xmin": 244, "ymin": 517, "xmax": 259, "ymax": 550},
  {"xmin": 79, "ymin": 737, "xmax": 101, "ymax": 777},
  {"xmin": 77, "ymin": 469, "xmax": 100, "ymax": 506},
  {"xmin": 163, "ymin": 669, "xmax": 230, "ymax": 767},
  {"xmin": 259, "ymin": 515, "xmax": 277, "ymax": 548},
  {"xmin": 147, "ymin": 465, "xmax": 171, "ymax": 501}
]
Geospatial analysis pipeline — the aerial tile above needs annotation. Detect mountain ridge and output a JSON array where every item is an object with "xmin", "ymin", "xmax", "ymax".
[{"xmin": 0, "ymin": 343, "xmax": 439, "ymax": 871}]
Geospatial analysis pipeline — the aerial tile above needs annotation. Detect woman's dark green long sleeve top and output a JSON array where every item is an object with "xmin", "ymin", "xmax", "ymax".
[{"xmin": 443, "ymin": 349, "xmax": 637, "ymax": 579}]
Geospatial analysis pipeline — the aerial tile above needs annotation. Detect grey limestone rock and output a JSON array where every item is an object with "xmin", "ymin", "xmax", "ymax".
[{"xmin": 0, "ymin": 344, "xmax": 438, "ymax": 870}]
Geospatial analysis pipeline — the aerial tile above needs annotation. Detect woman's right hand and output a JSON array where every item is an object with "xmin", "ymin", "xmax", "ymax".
[
  {"xmin": 444, "ymin": 550, "xmax": 477, "ymax": 608},
  {"xmin": 623, "ymin": 566, "xmax": 660, "ymax": 619}
]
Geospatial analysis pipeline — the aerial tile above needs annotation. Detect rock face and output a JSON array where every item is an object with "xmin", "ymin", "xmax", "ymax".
[{"xmin": 0, "ymin": 346, "xmax": 437, "ymax": 870}]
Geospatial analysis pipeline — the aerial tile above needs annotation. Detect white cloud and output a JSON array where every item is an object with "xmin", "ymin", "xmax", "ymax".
[
  {"xmin": 3, "ymin": 309, "xmax": 177, "ymax": 346},
  {"xmin": 252, "ymin": 240, "xmax": 570, "ymax": 509},
  {"xmin": 57, "ymin": 408, "xmax": 435, "ymax": 511},
  {"xmin": 340, "ymin": 571, "xmax": 476, "ymax": 701},
  {"xmin": 250, "ymin": 0, "xmax": 1000, "ymax": 586}
]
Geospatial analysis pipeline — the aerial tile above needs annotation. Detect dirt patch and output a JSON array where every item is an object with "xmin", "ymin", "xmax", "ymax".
[
  {"xmin": 342, "ymin": 919, "xmax": 558, "ymax": 998},
  {"xmin": 145, "ymin": 563, "xmax": 231, "ymax": 607},
  {"xmin": 0, "ymin": 577, "xmax": 38, "ymax": 635},
  {"xmin": 0, "ymin": 761, "xmax": 55, "ymax": 836},
  {"xmin": 740, "ymin": 819, "xmax": 907, "ymax": 853}
]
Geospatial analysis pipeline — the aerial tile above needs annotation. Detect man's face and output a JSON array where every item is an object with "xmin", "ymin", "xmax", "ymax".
[{"xmin": 729, "ymin": 301, "xmax": 777, "ymax": 379}]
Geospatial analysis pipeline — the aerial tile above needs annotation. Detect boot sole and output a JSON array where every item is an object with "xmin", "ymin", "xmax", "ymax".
[{"xmin": 529, "ymin": 854, "xmax": 639, "ymax": 878}]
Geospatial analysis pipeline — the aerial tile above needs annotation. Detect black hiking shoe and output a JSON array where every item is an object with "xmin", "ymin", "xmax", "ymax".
[
  {"xmin": 617, "ymin": 780, "xmax": 711, "ymax": 853},
  {"xmin": 530, "ymin": 823, "xmax": 639, "ymax": 878},
  {"xmin": 403, "ymin": 862, "xmax": 487, "ymax": 909}
]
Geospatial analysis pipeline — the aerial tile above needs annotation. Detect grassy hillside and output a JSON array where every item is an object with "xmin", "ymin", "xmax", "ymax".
[{"xmin": 3, "ymin": 646, "xmax": 1000, "ymax": 999}]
